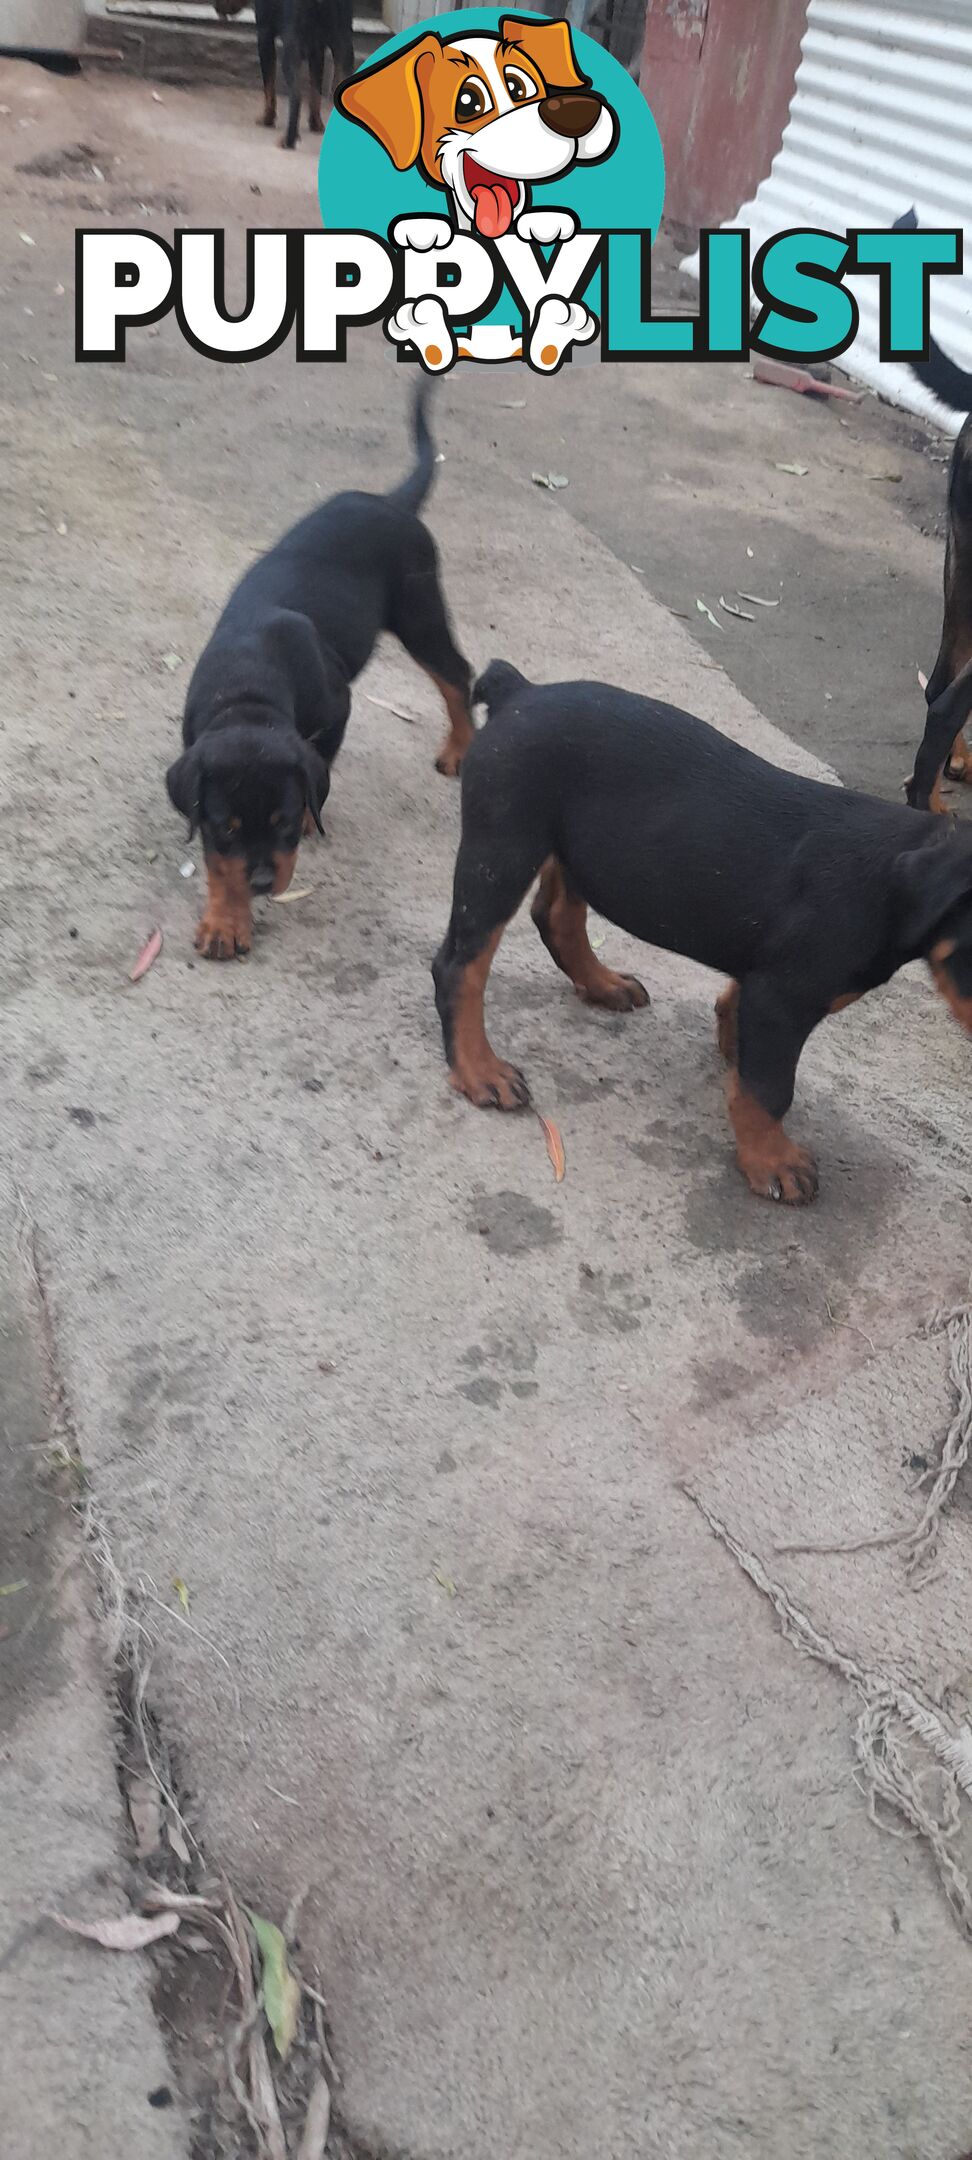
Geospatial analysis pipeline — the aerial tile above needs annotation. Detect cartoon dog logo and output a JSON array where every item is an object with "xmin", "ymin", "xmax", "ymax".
[{"xmin": 336, "ymin": 15, "xmax": 617, "ymax": 367}]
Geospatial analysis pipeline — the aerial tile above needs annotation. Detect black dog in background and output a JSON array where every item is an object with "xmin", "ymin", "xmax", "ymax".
[
  {"xmin": 255, "ymin": 0, "xmax": 355, "ymax": 147},
  {"xmin": 906, "ymin": 334, "xmax": 972, "ymax": 812}
]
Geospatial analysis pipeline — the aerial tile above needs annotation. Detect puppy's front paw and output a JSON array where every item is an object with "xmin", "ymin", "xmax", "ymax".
[
  {"xmin": 386, "ymin": 296, "xmax": 455, "ymax": 374},
  {"xmin": 528, "ymin": 294, "xmax": 597, "ymax": 374},
  {"xmin": 739, "ymin": 1139, "xmax": 819, "ymax": 1206},
  {"xmin": 391, "ymin": 215, "xmax": 454, "ymax": 252},
  {"xmin": 578, "ymin": 971, "xmax": 649, "ymax": 1013},
  {"xmin": 515, "ymin": 208, "xmax": 577, "ymax": 245},
  {"xmin": 194, "ymin": 911, "xmax": 251, "ymax": 962},
  {"xmin": 449, "ymin": 1055, "xmax": 531, "ymax": 1111}
]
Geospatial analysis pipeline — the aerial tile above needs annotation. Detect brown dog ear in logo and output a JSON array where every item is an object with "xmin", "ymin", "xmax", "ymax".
[
  {"xmin": 499, "ymin": 14, "xmax": 589, "ymax": 91},
  {"xmin": 336, "ymin": 33, "xmax": 442, "ymax": 169}
]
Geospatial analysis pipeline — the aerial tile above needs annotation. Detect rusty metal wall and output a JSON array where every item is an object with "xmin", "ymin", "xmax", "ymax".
[{"xmin": 640, "ymin": 0, "xmax": 808, "ymax": 230}]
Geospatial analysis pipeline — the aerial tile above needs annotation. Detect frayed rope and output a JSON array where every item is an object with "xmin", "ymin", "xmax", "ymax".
[
  {"xmin": 774, "ymin": 1302, "xmax": 972, "ymax": 1583},
  {"xmin": 683, "ymin": 1487, "xmax": 972, "ymax": 1936}
]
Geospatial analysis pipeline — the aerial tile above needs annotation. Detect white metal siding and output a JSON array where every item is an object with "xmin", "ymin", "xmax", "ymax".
[{"xmin": 684, "ymin": 0, "xmax": 972, "ymax": 434}]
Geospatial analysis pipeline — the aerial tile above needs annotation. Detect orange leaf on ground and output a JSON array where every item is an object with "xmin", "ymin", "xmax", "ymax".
[
  {"xmin": 538, "ymin": 1114, "xmax": 566, "ymax": 1183},
  {"xmin": 130, "ymin": 928, "xmax": 162, "ymax": 983}
]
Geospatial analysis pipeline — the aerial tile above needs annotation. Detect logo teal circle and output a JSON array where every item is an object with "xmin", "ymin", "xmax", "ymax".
[{"xmin": 318, "ymin": 9, "xmax": 665, "ymax": 240}]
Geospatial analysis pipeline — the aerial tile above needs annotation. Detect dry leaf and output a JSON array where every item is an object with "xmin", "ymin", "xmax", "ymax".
[
  {"xmin": 866, "ymin": 470, "xmax": 902, "ymax": 483},
  {"xmin": 127, "ymin": 1775, "xmax": 163, "ymax": 1858},
  {"xmin": 500, "ymin": 398, "xmax": 526, "ymax": 408},
  {"xmin": 297, "ymin": 2075, "xmax": 332, "ymax": 2160},
  {"xmin": 737, "ymin": 591, "xmax": 780, "ymax": 609},
  {"xmin": 531, "ymin": 471, "xmax": 569, "ymax": 490},
  {"xmin": 54, "ymin": 1909, "xmax": 180, "ymax": 1950},
  {"xmin": 538, "ymin": 1112, "xmax": 566, "ymax": 1182},
  {"xmin": 364, "ymin": 693, "xmax": 415, "ymax": 723},
  {"xmin": 248, "ymin": 1911, "xmax": 300, "ymax": 2061},
  {"xmin": 746, "ymin": 546, "xmax": 754, "ymax": 558},
  {"xmin": 19, "ymin": 232, "xmax": 34, "ymax": 247},
  {"xmin": 130, "ymin": 927, "xmax": 162, "ymax": 983},
  {"xmin": 433, "ymin": 1566, "xmax": 457, "ymax": 1597},
  {"xmin": 179, "ymin": 860, "xmax": 195, "ymax": 879},
  {"xmin": 0, "ymin": 1579, "xmax": 27, "ymax": 1597},
  {"xmin": 718, "ymin": 595, "xmax": 755, "ymax": 621},
  {"xmin": 695, "ymin": 599, "xmax": 724, "ymax": 633},
  {"xmin": 55, "ymin": 519, "xmax": 67, "ymax": 537},
  {"xmin": 775, "ymin": 461, "xmax": 809, "ymax": 476},
  {"xmin": 271, "ymin": 887, "xmax": 312, "ymax": 904},
  {"xmin": 167, "ymin": 1815, "xmax": 192, "ymax": 1866},
  {"xmin": 918, "ymin": 667, "xmax": 929, "ymax": 691},
  {"xmin": 160, "ymin": 652, "xmax": 183, "ymax": 673},
  {"xmin": 173, "ymin": 1576, "xmax": 190, "ymax": 1614}
]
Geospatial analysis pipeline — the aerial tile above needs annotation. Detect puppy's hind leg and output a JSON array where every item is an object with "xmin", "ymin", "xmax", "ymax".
[
  {"xmin": 433, "ymin": 832, "xmax": 546, "ymax": 1110},
  {"xmin": 531, "ymin": 858, "xmax": 649, "ymax": 1012},
  {"xmin": 390, "ymin": 536, "xmax": 474, "ymax": 776},
  {"xmin": 728, "ymin": 975, "xmax": 822, "ymax": 1204},
  {"xmin": 280, "ymin": 9, "xmax": 302, "ymax": 146},
  {"xmin": 257, "ymin": 20, "xmax": 277, "ymax": 124}
]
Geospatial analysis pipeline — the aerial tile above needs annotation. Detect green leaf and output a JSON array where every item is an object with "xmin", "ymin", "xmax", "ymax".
[{"xmin": 248, "ymin": 1910, "xmax": 300, "ymax": 2060}]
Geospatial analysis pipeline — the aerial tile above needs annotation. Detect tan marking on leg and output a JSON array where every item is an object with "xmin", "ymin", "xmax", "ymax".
[
  {"xmin": 929, "ymin": 937, "xmax": 972, "ymax": 1034},
  {"xmin": 715, "ymin": 981, "xmax": 739, "ymax": 1063},
  {"xmin": 271, "ymin": 848, "xmax": 298, "ymax": 897},
  {"xmin": 424, "ymin": 671, "xmax": 474, "ymax": 778},
  {"xmin": 726, "ymin": 1072, "xmax": 818, "ymax": 1205},
  {"xmin": 531, "ymin": 858, "xmax": 648, "ymax": 1011},
  {"xmin": 828, "ymin": 991, "xmax": 862, "ymax": 1014},
  {"xmin": 448, "ymin": 927, "xmax": 531, "ymax": 1110},
  {"xmin": 195, "ymin": 854, "xmax": 252, "ymax": 962},
  {"xmin": 947, "ymin": 728, "xmax": 972, "ymax": 781}
]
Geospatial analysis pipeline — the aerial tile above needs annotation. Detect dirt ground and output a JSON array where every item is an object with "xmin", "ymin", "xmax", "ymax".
[{"xmin": 2, "ymin": 54, "xmax": 972, "ymax": 2160}]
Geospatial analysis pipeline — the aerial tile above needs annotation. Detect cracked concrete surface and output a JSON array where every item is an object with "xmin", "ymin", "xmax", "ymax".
[{"xmin": 1, "ymin": 57, "xmax": 971, "ymax": 2160}]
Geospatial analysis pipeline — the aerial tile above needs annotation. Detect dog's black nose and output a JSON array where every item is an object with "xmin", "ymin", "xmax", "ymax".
[
  {"xmin": 250, "ymin": 866, "xmax": 274, "ymax": 895},
  {"xmin": 539, "ymin": 90, "xmax": 603, "ymax": 139}
]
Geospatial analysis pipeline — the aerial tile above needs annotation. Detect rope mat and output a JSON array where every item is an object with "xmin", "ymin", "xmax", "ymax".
[{"xmin": 683, "ymin": 1310, "xmax": 972, "ymax": 1937}]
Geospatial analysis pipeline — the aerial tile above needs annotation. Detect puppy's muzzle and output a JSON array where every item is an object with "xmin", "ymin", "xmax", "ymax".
[{"xmin": 539, "ymin": 91, "xmax": 604, "ymax": 139}]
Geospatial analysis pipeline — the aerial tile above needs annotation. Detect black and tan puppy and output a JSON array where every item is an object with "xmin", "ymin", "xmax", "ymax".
[
  {"xmin": 167, "ymin": 388, "xmax": 473, "ymax": 960},
  {"xmin": 433, "ymin": 663, "xmax": 972, "ymax": 1205},
  {"xmin": 906, "ymin": 334, "xmax": 972, "ymax": 812},
  {"xmin": 255, "ymin": 0, "xmax": 354, "ymax": 144}
]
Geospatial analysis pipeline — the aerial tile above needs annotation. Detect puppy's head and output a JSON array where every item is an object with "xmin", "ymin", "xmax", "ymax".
[
  {"xmin": 166, "ymin": 725, "xmax": 329, "ymax": 897},
  {"xmin": 897, "ymin": 833, "xmax": 972, "ymax": 1030},
  {"xmin": 337, "ymin": 16, "xmax": 616, "ymax": 236}
]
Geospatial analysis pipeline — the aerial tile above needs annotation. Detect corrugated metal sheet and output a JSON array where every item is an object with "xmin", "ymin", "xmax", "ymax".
[{"xmin": 683, "ymin": 0, "xmax": 972, "ymax": 433}]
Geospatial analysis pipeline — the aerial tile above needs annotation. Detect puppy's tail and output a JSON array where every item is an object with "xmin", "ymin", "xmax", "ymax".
[
  {"xmin": 894, "ymin": 208, "xmax": 972, "ymax": 414},
  {"xmin": 473, "ymin": 659, "xmax": 529, "ymax": 715},
  {"xmin": 388, "ymin": 380, "xmax": 436, "ymax": 514}
]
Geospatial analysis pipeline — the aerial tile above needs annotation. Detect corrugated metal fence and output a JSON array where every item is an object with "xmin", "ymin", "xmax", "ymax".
[{"xmin": 685, "ymin": 0, "xmax": 972, "ymax": 432}]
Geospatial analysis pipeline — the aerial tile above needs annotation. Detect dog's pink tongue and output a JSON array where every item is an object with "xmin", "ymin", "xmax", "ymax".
[{"xmin": 472, "ymin": 183, "xmax": 513, "ymax": 239}]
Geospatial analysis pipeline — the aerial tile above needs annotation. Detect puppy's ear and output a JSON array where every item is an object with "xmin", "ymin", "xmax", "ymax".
[
  {"xmin": 166, "ymin": 746, "xmax": 202, "ymax": 838},
  {"xmin": 896, "ymin": 837, "xmax": 972, "ymax": 952},
  {"xmin": 299, "ymin": 743, "xmax": 330, "ymax": 834},
  {"xmin": 500, "ymin": 15, "xmax": 588, "ymax": 90},
  {"xmin": 336, "ymin": 34, "xmax": 441, "ymax": 169}
]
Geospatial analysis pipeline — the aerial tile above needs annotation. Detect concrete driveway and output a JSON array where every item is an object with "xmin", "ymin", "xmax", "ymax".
[{"xmin": 2, "ymin": 58, "xmax": 971, "ymax": 2160}]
